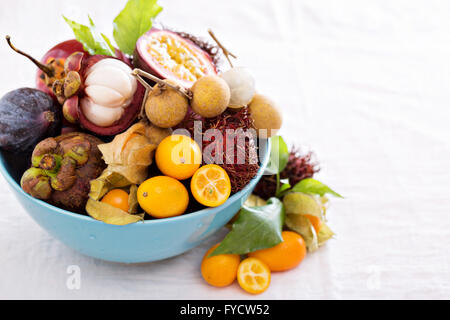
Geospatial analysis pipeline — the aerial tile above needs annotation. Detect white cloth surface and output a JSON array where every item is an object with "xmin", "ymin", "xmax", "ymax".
[{"xmin": 0, "ymin": 0, "xmax": 449, "ymax": 300}]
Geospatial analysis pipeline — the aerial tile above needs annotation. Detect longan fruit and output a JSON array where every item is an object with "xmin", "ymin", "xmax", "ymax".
[
  {"xmin": 248, "ymin": 94, "xmax": 283, "ymax": 138},
  {"xmin": 191, "ymin": 75, "xmax": 231, "ymax": 118},
  {"xmin": 145, "ymin": 81, "xmax": 188, "ymax": 128}
]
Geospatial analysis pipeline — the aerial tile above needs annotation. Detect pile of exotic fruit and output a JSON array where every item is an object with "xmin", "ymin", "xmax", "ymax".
[{"xmin": 0, "ymin": 0, "xmax": 342, "ymax": 295}]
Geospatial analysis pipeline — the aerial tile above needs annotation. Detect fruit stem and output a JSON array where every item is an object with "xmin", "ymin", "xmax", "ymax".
[
  {"xmin": 5, "ymin": 35, "xmax": 55, "ymax": 77},
  {"xmin": 208, "ymin": 29, "xmax": 237, "ymax": 68},
  {"xmin": 132, "ymin": 71, "xmax": 153, "ymax": 91},
  {"xmin": 131, "ymin": 69, "xmax": 192, "ymax": 99}
]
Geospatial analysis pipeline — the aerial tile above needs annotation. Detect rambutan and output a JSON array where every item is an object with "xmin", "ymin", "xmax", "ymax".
[
  {"xmin": 253, "ymin": 148, "xmax": 320, "ymax": 200},
  {"xmin": 177, "ymin": 107, "xmax": 260, "ymax": 193}
]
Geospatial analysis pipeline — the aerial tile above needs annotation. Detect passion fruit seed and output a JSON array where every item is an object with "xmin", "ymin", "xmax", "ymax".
[
  {"xmin": 191, "ymin": 75, "xmax": 231, "ymax": 118},
  {"xmin": 248, "ymin": 94, "xmax": 283, "ymax": 138},
  {"xmin": 134, "ymin": 29, "xmax": 218, "ymax": 88}
]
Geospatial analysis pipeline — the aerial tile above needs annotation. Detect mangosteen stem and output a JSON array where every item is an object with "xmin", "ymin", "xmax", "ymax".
[
  {"xmin": 131, "ymin": 69, "xmax": 192, "ymax": 99},
  {"xmin": 5, "ymin": 36, "xmax": 55, "ymax": 77},
  {"xmin": 208, "ymin": 29, "xmax": 237, "ymax": 68}
]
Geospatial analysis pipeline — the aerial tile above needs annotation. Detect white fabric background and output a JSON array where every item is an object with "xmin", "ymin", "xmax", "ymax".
[{"xmin": 0, "ymin": 0, "xmax": 449, "ymax": 300}]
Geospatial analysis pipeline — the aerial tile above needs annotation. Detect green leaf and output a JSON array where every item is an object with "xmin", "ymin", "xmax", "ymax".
[
  {"xmin": 211, "ymin": 198, "xmax": 285, "ymax": 256},
  {"xmin": 266, "ymin": 136, "xmax": 289, "ymax": 175},
  {"xmin": 63, "ymin": 16, "xmax": 115, "ymax": 56},
  {"xmin": 292, "ymin": 178, "xmax": 343, "ymax": 198},
  {"xmin": 113, "ymin": 0, "xmax": 163, "ymax": 55},
  {"xmin": 276, "ymin": 182, "xmax": 291, "ymax": 198},
  {"xmin": 101, "ymin": 34, "xmax": 116, "ymax": 54}
]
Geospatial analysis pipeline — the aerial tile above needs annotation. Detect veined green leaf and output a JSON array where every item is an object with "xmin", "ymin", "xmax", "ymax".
[
  {"xmin": 63, "ymin": 16, "xmax": 115, "ymax": 56},
  {"xmin": 211, "ymin": 198, "xmax": 285, "ymax": 256},
  {"xmin": 292, "ymin": 178, "xmax": 343, "ymax": 198},
  {"xmin": 266, "ymin": 136, "xmax": 289, "ymax": 175},
  {"xmin": 113, "ymin": 0, "xmax": 163, "ymax": 55}
]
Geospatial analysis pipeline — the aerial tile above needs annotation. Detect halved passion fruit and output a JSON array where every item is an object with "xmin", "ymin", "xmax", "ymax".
[{"xmin": 134, "ymin": 29, "xmax": 217, "ymax": 88}]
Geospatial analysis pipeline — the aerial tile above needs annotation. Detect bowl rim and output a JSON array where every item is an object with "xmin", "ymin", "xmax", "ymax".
[{"xmin": 0, "ymin": 139, "xmax": 271, "ymax": 226}]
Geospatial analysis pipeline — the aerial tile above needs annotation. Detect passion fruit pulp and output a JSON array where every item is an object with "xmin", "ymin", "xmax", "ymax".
[{"xmin": 134, "ymin": 29, "xmax": 217, "ymax": 88}]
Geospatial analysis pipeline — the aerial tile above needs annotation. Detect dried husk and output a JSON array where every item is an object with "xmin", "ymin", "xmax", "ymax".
[
  {"xmin": 86, "ymin": 198, "xmax": 144, "ymax": 226},
  {"xmin": 283, "ymin": 192, "xmax": 334, "ymax": 251},
  {"xmin": 94, "ymin": 122, "xmax": 171, "ymax": 189},
  {"xmin": 89, "ymin": 170, "xmax": 131, "ymax": 201},
  {"xmin": 87, "ymin": 122, "xmax": 171, "ymax": 225},
  {"xmin": 128, "ymin": 184, "xmax": 139, "ymax": 214}
]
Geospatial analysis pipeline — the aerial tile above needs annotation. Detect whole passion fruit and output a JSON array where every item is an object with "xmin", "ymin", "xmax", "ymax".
[{"xmin": 134, "ymin": 29, "xmax": 217, "ymax": 88}]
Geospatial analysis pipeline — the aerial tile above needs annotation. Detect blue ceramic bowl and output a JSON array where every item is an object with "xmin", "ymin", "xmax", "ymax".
[{"xmin": 0, "ymin": 140, "xmax": 270, "ymax": 263}]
